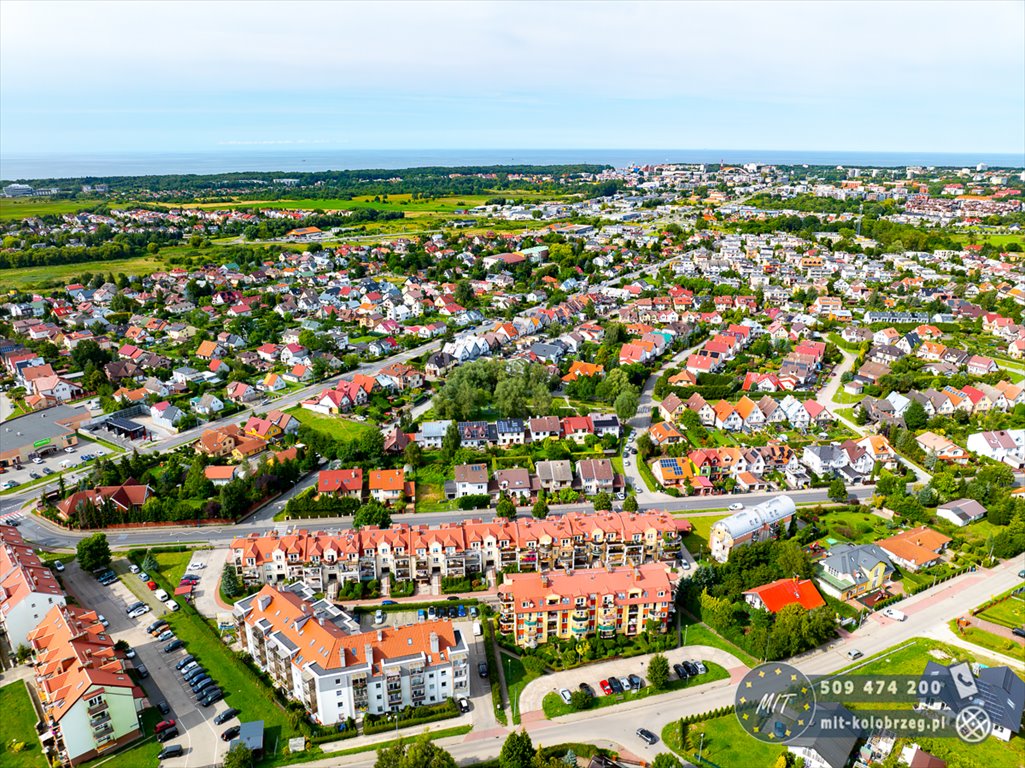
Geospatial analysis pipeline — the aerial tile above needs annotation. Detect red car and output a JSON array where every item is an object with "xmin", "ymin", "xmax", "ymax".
[
  {"xmin": 599, "ymin": 679, "xmax": 613, "ymax": 696},
  {"xmin": 147, "ymin": 581, "xmax": 158, "ymax": 590},
  {"xmin": 154, "ymin": 719, "xmax": 176, "ymax": 733}
]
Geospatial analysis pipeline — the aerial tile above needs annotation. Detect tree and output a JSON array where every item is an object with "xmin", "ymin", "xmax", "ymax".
[
  {"xmin": 221, "ymin": 563, "xmax": 242, "ymax": 599},
  {"xmin": 354, "ymin": 500, "xmax": 391, "ymax": 530},
  {"xmin": 532, "ymin": 498, "xmax": 549, "ymax": 519},
  {"xmin": 828, "ymin": 478, "xmax": 848, "ymax": 504},
  {"xmin": 76, "ymin": 533, "xmax": 111, "ymax": 572},
  {"xmin": 903, "ymin": 399, "xmax": 928, "ymax": 430},
  {"xmin": 442, "ymin": 421, "xmax": 462, "ymax": 461},
  {"xmin": 622, "ymin": 494, "xmax": 638, "ymax": 512},
  {"xmin": 614, "ymin": 389, "xmax": 640, "ymax": 421},
  {"xmin": 376, "ymin": 734, "xmax": 457, "ymax": 768},
  {"xmin": 648, "ymin": 653, "xmax": 670, "ymax": 690},
  {"xmin": 223, "ymin": 743, "xmax": 253, "ymax": 768},
  {"xmin": 141, "ymin": 551, "xmax": 159, "ymax": 573},
  {"xmin": 496, "ymin": 496, "xmax": 517, "ymax": 519},
  {"xmin": 651, "ymin": 754, "xmax": 683, "ymax": 768},
  {"xmin": 592, "ymin": 491, "xmax": 612, "ymax": 511},
  {"xmin": 403, "ymin": 440, "xmax": 423, "ymax": 470},
  {"xmin": 569, "ymin": 689, "xmax": 592, "ymax": 710},
  {"xmin": 499, "ymin": 731, "xmax": 536, "ymax": 768}
]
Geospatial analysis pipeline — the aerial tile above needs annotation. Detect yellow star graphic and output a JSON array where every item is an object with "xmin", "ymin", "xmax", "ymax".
[
  {"xmin": 791, "ymin": 674, "xmax": 798, "ymax": 682},
  {"xmin": 746, "ymin": 681, "xmax": 753, "ymax": 688},
  {"xmin": 785, "ymin": 730, "xmax": 791, "ymax": 737},
  {"xmin": 803, "ymin": 703, "xmax": 811, "ymax": 711},
  {"xmin": 758, "ymin": 670, "xmax": 766, "ymax": 678},
  {"xmin": 767, "ymin": 733, "xmax": 776, "ymax": 740},
  {"xmin": 753, "ymin": 727, "xmax": 760, "ymax": 733},
  {"xmin": 774, "ymin": 667, "xmax": 782, "ymax": 675},
  {"xmin": 742, "ymin": 714, "xmax": 749, "ymax": 721},
  {"xmin": 798, "ymin": 719, "xmax": 805, "ymax": 726},
  {"xmin": 801, "ymin": 687, "xmax": 808, "ymax": 694},
  {"xmin": 739, "ymin": 697, "xmax": 747, "ymax": 705}
]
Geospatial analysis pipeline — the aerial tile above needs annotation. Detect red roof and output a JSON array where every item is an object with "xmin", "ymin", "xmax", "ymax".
[{"xmin": 743, "ymin": 578, "xmax": 825, "ymax": 613}]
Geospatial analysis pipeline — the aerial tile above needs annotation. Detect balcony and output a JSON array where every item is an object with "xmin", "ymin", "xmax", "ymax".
[
  {"xmin": 92, "ymin": 722, "xmax": 114, "ymax": 738},
  {"xmin": 89, "ymin": 711, "xmax": 111, "ymax": 729},
  {"xmin": 87, "ymin": 701, "xmax": 109, "ymax": 717}
]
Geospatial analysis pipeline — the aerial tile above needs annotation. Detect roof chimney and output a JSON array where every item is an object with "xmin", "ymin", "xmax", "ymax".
[
  {"xmin": 363, "ymin": 642, "xmax": 374, "ymax": 665},
  {"xmin": 429, "ymin": 632, "xmax": 439, "ymax": 654},
  {"xmin": 377, "ymin": 630, "xmax": 383, "ymax": 642}
]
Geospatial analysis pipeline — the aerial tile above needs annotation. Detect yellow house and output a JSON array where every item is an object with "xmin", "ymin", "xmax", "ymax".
[{"xmin": 815, "ymin": 543, "xmax": 894, "ymax": 600}]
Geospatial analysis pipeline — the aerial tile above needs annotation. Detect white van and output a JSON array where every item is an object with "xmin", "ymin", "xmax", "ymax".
[
  {"xmin": 881, "ymin": 607, "xmax": 906, "ymax": 622},
  {"xmin": 165, "ymin": 600, "xmax": 179, "ymax": 612},
  {"xmin": 472, "ymin": 621, "xmax": 483, "ymax": 637},
  {"xmin": 154, "ymin": 589, "xmax": 170, "ymax": 602}
]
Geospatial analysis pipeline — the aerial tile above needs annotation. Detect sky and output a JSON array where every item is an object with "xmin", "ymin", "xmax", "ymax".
[{"xmin": 1, "ymin": 0, "xmax": 1023, "ymax": 156}]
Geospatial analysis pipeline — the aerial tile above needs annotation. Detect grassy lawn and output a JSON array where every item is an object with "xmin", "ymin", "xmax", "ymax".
[
  {"xmin": 636, "ymin": 457, "xmax": 662, "ymax": 494},
  {"xmin": 978, "ymin": 591, "xmax": 1025, "ymax": 629},
  {"xmin": 286, "ymin": 408, "xmax": 376, "ymax": 442},
  {"xmin": 818, "ymin": 509, "xmax": 892, "ymax": 545},
  {"xmin": 502, "ymin": 654, "xmax": 538, "ymax": 725},
  {"xmin": 0, "ymin": 256, "xmax": 165, "ymax": 290},
  {"xmin": 150, "ymin": 550, "xmax": 195, "ymax": 589},
  {"xmin": 951, "ymin": 621, "xmax": 1024, "ymax": 657},
  {"xmin": 679, "ymin": 616, "xmax": 759, "ymax": 668},
  {"xmin": 0, "ymin": 681, "xmax": 47, "ymax": 768},
  {"xmin": 680, "ymin": 515, "xmax": 727, "ymax": 561},
  {"xmin": 0, "ymin": 197, "xmax": 117, "ymax": 220},
  {"xmin": 662, "ymin": 713, "xmax": 784, "ymax": 766},
  {"xmin": 542, "ymin": 662, "xmax": 729, "ymax": 718}
]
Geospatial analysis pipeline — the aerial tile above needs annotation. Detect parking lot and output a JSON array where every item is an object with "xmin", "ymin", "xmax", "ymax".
[
  {"xmin": 0, "ymin": 439, "xmax": 116, "ymax": 492},
  {"xmin": 63, "ymin": 558, "xmax": 236, "ymax": 768}
]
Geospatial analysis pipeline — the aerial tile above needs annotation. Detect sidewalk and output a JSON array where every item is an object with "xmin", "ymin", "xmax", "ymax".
[{"xmin": 318, "ymin": 713, "xmax": 474, "ymax": 753}]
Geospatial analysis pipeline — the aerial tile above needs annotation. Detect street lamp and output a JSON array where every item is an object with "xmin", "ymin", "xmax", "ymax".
[
  {"xmin": 506, "ymin": 655, "xmax": 514, "ymax": 721},
  {"xmin": 698, "ymin": 732, "xmax": 705, "ymax": 762}
]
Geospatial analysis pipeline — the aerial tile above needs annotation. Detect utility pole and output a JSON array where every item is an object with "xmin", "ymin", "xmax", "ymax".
[{"xmin": 698, "ymin": 731, "xmax": 706, "ymax": 762}]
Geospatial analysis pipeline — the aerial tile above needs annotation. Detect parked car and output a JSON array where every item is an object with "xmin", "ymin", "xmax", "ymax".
[
  {"xmin": 128, "ymin": 605, "xmax": 150, "ymax": 619},
  {"xmin": 147, "ymin": 620, "xmax": 168, "ymax": 634},
  {"xmin": 135, "ymin": 664, "xmax": 149, "ymax": 679},
  {"xmin": 619, "ymin": 676, "xmax": 632, "ymax": 692},
  {"xmin": 156, "ymin": 727, "xmax": 178, "ymax": 743},
  {"xmin": 214, "ymin": 708, "xmax": 240, "ymax": 725},
  {"xmin": 608, "ymin": 677, "xmax": 623, "ymax": 694},
  {"xmin": 417, "ymin": 609, "xmax": 426, "ymax": 622},
  {"xmin": 457, "ymin": 604, "xmax": 467, "ymax": 618},
  {"xmin": 458, "ymin": 697, "xmax": 471, "ymax": 713},
  {"xmin": 147, "ymin": 581, "xmax": 158, "ymax": 590},
  {"xmin": 164, "ymin": 639, "xmax": 185, "ymax": 653},
  {"xmin": 381, "ymin": 600, "xmax": 397, "ymax": 605},
  {"xmin": 469, "ymin": 606, "xmax": 479, "ymax": 619},
  {"xmin": 97, "ymin": 614, "xmax": 109, "ymax": 627},
  {"xmin": 694, "ymin": 661, "xmax": 707, "ymax": 675},
  {"xmin": 636, "ymin": 728, "xmax": 658, "ymax": 745},
  {"xmin": 155, "ymin": 719, "xmax": 176, "ymax": 734},
  {"xmin": 191, "ymin": 677, "xmax": 215, "ymax": 694},
  {"xmin": 448, "ymin": 606, "xmax": 458, "ymax": 619},
  {"xmin": 1011, "ymin": 627, "xmax": 1025, "ymax": 638},
  {"xmin": 200, "ymin": 689, "xmax": 224, "ymax": 707},
  {"xmin": 728, "ymin": 502, "xmax": 744, "ymax": 511},
  {"xmin": 579, "ymin": 682, "xmax": 595, "ymax": 698},
  {"xmin": 126, "ymin": 601, "xmax": 145, "ymax": 614},
  {"xmin": 157, "ymin": 745, "xmax": 183, "ymax": 760},
  {"xmin": 846, "ymin": 649, "xmax": 863, "ymax": 660},
  {"xmin": 682, "ymin": 661, "xmax": 699, "ymax": 678},
  {"xmin": 374, "ymin": 609, "xmax": 385, "ymax": 624},
  {"xmin": 183, "ymin": 667, "xmax": 206, "ymax": 682},
  {"xmin": 156, "ymin": 630, "xmax": 174, "ymax": 642},
  {"xmin": 165, "ymin": 600, "xmax": 179, "ymax": 612},
  {"xmin": 175, "ymin": 655, "xmax": 195, "ymax": 671},
  {"xmin": 129, "ymin": 564, "xmax": 140, "ymax": 574},
  {"xmin": 220, "ymin": 725, "xmax": 241, "ymax": 742},
  {"xmin": 52, "ymin": 560, "xmax": 64, "ymax": 572},
  {"xmin": 156, "ymin": 701, "xmax": 170, "ymax": 715},
  {"xmin": 427, "ymin": 606, "xmax": 437, "ymax": 619},
  {"xmin": 124, "ymin": 647, "xmax": 136, "ymax": 659},
  {"xmin": 627, "ymin": 674, "xmax": 643, "ymax": 690},
  {"xmin": 673, "ymin": 663, "xmax": 688, "ymax": 680},
  {"xmin": 599, "ymin": 679, "xmax": 613, "ymax": 695},
  {"xmin": 882, "ymin": 607, "xmax": 906, "ymax": 622},
  {"xmin": 477, "ymin": 661, "xmax": 489, "ymax": 678},
  {"xmin": 154, "ymin": 589, "xmax": 170, "ymax": 602},
  {"xmin": 138, "ymin": 572, "xmax": 150, "ymax": 581}
]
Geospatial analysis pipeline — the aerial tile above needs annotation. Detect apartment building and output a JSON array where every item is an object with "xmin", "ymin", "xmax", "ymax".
[
  {"xmin": 498, "ymin": 563, "xmax": 676, "ymax": 647},
  {"xmin": 28, "ymin": 604, "xmax": 144, "ymax": 766},
  {"xmin": 0, "ymin": 523, "xmax": 66, "ymax": 649},
  {"xmin": 233, "ymin": 583, "xmax": 468, "ymax": 725},
  {"xmin": 708, "ymin": 495, "xmax": 796, "ymax": 562},
  {"xmin": 229, "ymin": 510, "xmax": 687, "ymax": 590}
]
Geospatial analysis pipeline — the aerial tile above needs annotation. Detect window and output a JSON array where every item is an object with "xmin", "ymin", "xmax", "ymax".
[{"xmin": 87, "ymin": 695, "xmax": 103, "ymax": 707}]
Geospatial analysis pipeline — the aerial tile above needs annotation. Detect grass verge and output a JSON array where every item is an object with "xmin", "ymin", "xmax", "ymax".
[{"xmin": 0, "ymin": 681, "xmax": 48, "ymax": 768}]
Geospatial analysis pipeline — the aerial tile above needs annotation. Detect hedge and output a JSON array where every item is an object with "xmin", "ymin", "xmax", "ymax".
[
  {"xmin": 362, "ymin": 698, "xmax": 459, "ymax": 735},
  {"xmin": 483, "ymin": 617, "xmax": 507, "ymax": 725}
]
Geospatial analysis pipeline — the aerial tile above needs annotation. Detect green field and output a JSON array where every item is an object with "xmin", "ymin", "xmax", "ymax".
[
  {"xmin": 979, "ymin": 591, "xmax": 1025, "ymax": 629},
  {"xmin": 0, "ymin": 197, "xmax": 117, "ymax": 221},
  {"xmin": 286, "ymin": 407, "xmax": 377, "ymax": 442},
  {"xmin": 151, "ymin": 550, "xmax": 195, "ymax": 589},
  {"xmin": 662, "ymin": 713, "xmax": 783, "ymax": 767},
  {"xmin": 542, "ymin": 662, "xmax": 729, "ymax": 718},
  {"xmin": 1, "ymin": 256, "xmax": 165, "ymax": 290},
  {"xmin": 0, "ymin": 681, "xmax": 48, "ymax": 768},
  {"xmin": 679, "ymin": 615, "xmax": 759, "ymax": 667},
  {"xmin": 680, "ymin": 514, "xmax": 727, "ymax": 561},
  {"xmin": 952, "ymin": 621, "xmax": 1024, "ymax": 657},
  {"xmin": 950, "ymin": 232, "xmax": 1025, "ymax": 247},
  {"xmin": 819, "ymin": 509, "xmax": 891, "ymax": 545}
]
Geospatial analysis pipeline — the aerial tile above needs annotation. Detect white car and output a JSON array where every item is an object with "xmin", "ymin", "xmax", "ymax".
[
  {"xmin": 559, "ymin": 688, "xmax": 573, "ymax": 705},
  {"xmin": 53, "ymin": 560, "xmax": 65, "ymax": 572},
  {"xmin": 64, "ymin": 447, "xmax": 75, "ymax": 453},
  {"xmin": 187, "ymin": 562, "xmax": 206, "ymax": 570},
  {"xmin": 31, "ymin": 457, "xmax": 43, "ymax": 464},
  {"xmin": 882, "ymin": 607, "xmax": 906, "ymax": 622},
  {"xmin": 154, "ymin": 589, "xmax": 170, "ymax": 602},
  {"xmin": 728, "ymin": 503, "xmax": 744, "ymax": 511},
  {"xmin": 129, "ymin": 564, "xmax": 140, "ymax": 574},
  {"xmin": 165, "ymin": 600, "xmax": 179, "ymax": 612},
  {"xmin": 128, "ymin": 605, "xmax": 151, "ymax": 618},
  {"xmin": 98, "ymin": 614, "xmax": 109, "ymax": 627}
]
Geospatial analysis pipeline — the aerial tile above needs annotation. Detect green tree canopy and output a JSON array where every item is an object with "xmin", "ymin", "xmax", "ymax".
[{"xmin": 76, "ymin": 533, "xmax": 111, "ymax": 572}]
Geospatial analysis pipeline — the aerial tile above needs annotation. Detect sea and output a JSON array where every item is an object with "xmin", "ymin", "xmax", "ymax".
[{"xmin": 2, "ymin": 148, "xmax": 1023, "ymax": 181}]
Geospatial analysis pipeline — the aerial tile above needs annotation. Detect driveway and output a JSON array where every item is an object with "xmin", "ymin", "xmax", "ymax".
[
  {"xmin": 188, "ymin": 548, "xmax": 231, "ymax": 618},
  {"xmin": 517, "ymin": 644, "xmax": 747, "ymax": 714},
  {"xmin": 63, "ymin": 558, "xmax": 236, "ymax": 768}
]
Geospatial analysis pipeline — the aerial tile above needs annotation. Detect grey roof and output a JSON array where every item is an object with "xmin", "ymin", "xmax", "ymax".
[
  {"xmin": 921, "ymin": 662, "xmax": 1025, "ymax": 734},
  {"xmin": 1, "ymin": 405, "xmax": 88, "ymax": 446},
  {"xmin": 231, "ymin": 720, "xmax": 265, "ymax": 753},
  {"xmin": 419, "ymin": 420, "xmax": 452, "ymax": 438},
  {"xmin": 938, "ymin": 498, "xmax": 987, "ymax": 522},
  {"xmin": 788, "ymin": 703, "xmax": 859, "ymax": 768},
  {"xmin": 819, "ymin": 543, "xmax": 893, "ymax": 580},
  {"xmin": 714, "ymin": 496, "xmax": 796, "ymax": 539},
  {"xmin": 536, "ymin": 460, "xmax": 573, "ymax": 484}
]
